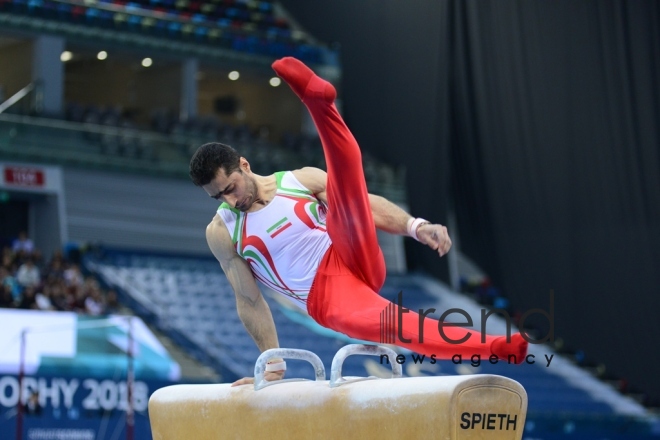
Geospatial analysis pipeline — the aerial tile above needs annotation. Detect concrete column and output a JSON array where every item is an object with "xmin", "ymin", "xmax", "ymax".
[
  {"xmin": 32, "ymin": 35, "xmax": 65, "ymax": 116},
  {"xmin": 180, "ymin": 58, "xmax": 198, "ymax": 121}
]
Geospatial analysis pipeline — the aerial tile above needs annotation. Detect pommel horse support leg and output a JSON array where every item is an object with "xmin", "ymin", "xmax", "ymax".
[{"xmin": 149, "ymin": 345, "xmax": 528, "ymax": 440}]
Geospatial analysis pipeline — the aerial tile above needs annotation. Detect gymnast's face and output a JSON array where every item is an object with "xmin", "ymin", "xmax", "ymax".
[{"xmin": 203, "ymin": 158, "xmax": 259, "ymax": 212}]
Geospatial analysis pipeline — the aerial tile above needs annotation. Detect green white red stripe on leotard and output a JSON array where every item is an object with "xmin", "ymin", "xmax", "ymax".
[
  {"xmin": 267, "ymin": 217, "xmax": 292, "ymax": 238},
  {"xmin": 217, "ymin": 171, "xmax": 331, "ymax": 310}
]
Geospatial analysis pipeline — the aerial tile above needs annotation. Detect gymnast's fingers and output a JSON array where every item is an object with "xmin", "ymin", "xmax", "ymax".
[{"xmin": 231, "ymin": 377, "xmax": 255, "ymax": 387}]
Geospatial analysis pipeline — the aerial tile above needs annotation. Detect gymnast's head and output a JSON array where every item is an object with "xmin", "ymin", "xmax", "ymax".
[{"xmin": 190, "ymin": 142, "xmax": 259, "ymax": 212}]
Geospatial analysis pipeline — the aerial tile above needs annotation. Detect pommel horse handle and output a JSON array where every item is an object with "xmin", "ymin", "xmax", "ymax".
[
  {"xmin": 330, "ymin": 344, "xmax": 402, "ymax": 388},
  {"xmin": 254, "ymin": 348, "xmax": 326, "ymax": 391}
]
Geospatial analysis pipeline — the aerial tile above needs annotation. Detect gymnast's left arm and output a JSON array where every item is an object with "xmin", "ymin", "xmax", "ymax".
[
  {"xmin": 292, "ymin": 167, "xmax": 451, "ymax": 257},
  {"xmin": 367, "ymin": 194, "xmax": 452, "ymax": 257}
]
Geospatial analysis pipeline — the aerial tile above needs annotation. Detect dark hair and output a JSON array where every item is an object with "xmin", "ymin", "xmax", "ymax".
[{"xmin": 189, "ymin": 142, "xmax": 241, "ymax": 186}]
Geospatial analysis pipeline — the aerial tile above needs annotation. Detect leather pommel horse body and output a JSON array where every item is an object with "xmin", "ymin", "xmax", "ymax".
[{"xmin": 149, "ymin": 345, "xmax": 528, "ymax": 440}]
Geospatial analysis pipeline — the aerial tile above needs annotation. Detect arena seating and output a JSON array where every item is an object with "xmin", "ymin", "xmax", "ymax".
[
  {"xmin": 0, "ymin": 112, "xmax": 406, "ymax": 206},
  {"xmin": 82, "ymin": 248, "xmax": 655, "ymax": 425},
  {"xmin": 0, "ymin": 0, "xmax": 326, "ymax": 62}
]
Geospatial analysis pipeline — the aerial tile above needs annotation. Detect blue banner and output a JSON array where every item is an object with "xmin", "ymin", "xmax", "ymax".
[{"xmin": 0, "ymin": 374, "xmax": 178, "ymax": 440}]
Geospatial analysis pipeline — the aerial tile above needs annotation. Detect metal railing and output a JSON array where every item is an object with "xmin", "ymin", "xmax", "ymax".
[{"xmin": 0, "ymin": 84, "xmax": 34, "ymax": 114}]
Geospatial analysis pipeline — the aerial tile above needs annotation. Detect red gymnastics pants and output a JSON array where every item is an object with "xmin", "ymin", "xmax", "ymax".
[{"xmin": 272, "ymin": 58, "xmax": 527, "ymax": 361}]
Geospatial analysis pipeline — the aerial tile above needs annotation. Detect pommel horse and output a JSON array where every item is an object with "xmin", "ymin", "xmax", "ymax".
[{"xmin": 149, "ymin": 345, "xmax": 528, "ymax": 439}]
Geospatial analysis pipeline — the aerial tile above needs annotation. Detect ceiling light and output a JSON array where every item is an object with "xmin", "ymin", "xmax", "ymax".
[{"xmin": 269, "ymin": 77, "xmax": 281, "ymax": 87}]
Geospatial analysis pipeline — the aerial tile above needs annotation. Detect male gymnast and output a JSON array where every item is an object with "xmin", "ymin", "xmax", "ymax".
[{"xmin": 189, "ymin": 57, "xmax": 528, "ymax": 385}]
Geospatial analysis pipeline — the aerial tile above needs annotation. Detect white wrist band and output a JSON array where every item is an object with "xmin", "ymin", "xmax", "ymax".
[
  {"xmin": 265, "ymin": 361, "xmax": 286, "ymax": 372},
  {"xmin": 406, "ymin": 217, "xmax": 429, "ymax": 242}
]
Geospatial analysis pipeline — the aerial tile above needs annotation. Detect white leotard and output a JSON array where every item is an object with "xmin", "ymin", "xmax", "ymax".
[{"xmin": 217, "ymin": 171, "xmax": 331, "ymax": 310}]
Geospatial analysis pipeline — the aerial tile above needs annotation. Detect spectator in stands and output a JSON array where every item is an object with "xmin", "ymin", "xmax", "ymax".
[
  {"xmin": 85, "ymin": 288, "xmax": 105, "ymax": 316},
  {"xmin": 70, "ymin": 285, "xmax": 88, "ymax": 313},
  {"xmin": 105, "ymin": 289, "xmax": 120, "ymax": 314},
  {"xmin": 2, "ymin": 247, "xmax": 16, "ymax": 271},
  {"xmin": 35, "ymin": 291, "xmax": 54, "ymax": 310},
  {"xmin": 64, "ymin": 264, "xmax": 84, "ymax": 287},
  {"xmin": 17, "ymin": 286, "xmax": 38, "ymax": 310},
  {"xmin": 81, "ymin": 277, "xmax": 104, "ymax": 315},
  {"xmin": 0, "ymin": 243, "xmax": 115, "ymax": 315},
  {"xmin": 82, "ymin": 276, "xmax": 98, "ymax": 294},
  {"xmin": 12, "ymin": 231, "xmax": 34, "ymax": 255},
  {"xmin": 0, "ymin": 284, "xmax": 15, "ymax": 308},
  {"xmin": 43, "ymin": 251, "xmax": 66, "ymax": 280},
  {"xmin": 1, "ymin": 266, "xmax": 21, "ymax": 300},
  {"xmin": 189, "ymin": 57, "xmax": 528, "ymax": 386},
  {"xmin": 49, "ymin": 281, "xmax": 71, "ymax": 311},
  {"xmin": 16, "ymin": 258, "xmax": 40, "ymax": 288}
]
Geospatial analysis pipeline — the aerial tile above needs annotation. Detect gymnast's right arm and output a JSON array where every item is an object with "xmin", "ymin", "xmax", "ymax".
[{"xmin": 206, "ymin": 215, "xmax": 285, "ymax": 385}]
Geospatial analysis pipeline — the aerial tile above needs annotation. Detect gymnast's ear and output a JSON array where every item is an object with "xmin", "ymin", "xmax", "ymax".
[{"xmin": 239, "ymin": 157, "xmax": 251, "ymax": 173}]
